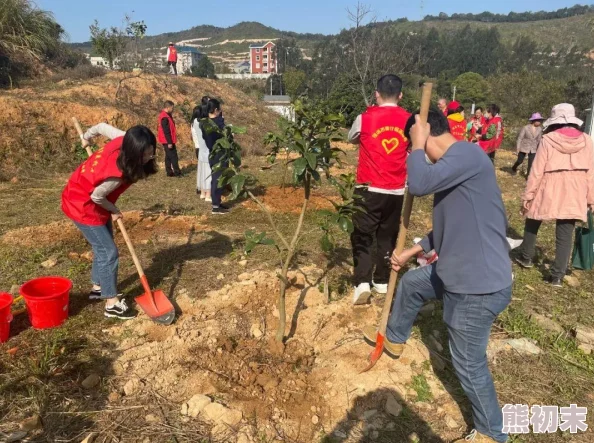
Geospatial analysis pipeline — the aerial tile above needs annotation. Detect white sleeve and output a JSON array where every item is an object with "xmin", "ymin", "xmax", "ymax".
[
  {"xmin": 83, "ymin": 123, "xmax": 126, "ymax": 141},
  {"xmin": 348, "ymin": 115, "xmax": 362, "ymax": 144},
  {"xmin": 166, "ymin": 48, "xmax": 171, "ymax": 59},
  {"xmin": 191, "ymin": 120, "xmax": 200, "ymax": 148}
]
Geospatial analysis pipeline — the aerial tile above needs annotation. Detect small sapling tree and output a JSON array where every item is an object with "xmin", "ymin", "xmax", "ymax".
[{"xmin": 211, "ymin": 100, "xmax": 362, "ymax": 342}]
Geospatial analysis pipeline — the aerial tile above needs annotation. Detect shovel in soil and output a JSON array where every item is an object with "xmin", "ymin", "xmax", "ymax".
[
  {"xmin": 360, "ymin": 82, "xmax": 433, "ymax": 373},
  {"xmin": 72, "ymin": 117, "xmax": 175, "ymax": 325}
]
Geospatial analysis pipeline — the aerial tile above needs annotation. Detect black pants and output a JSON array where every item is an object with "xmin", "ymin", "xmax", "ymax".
[
  {"xmin": 209, "ymin": 152, "xmax": 226, "ymax": 207},
  {"xmin": 512, "ymin": 152, "xmax": 535, "ymax": 176},
  {"xmin": 488, "ymin": 151, "xmax": 496, "ymax": 164},
  {"xmin": 163, "ymin": 144, "xmax": 181, "ymax": 176},
  {"xmin": 519, "ymin": 218, "xmax": 576, "ymax": 280},
  {"xmin": 168, "ymin": 61, "xmax": 177, "ymax": 75},
  {"xmin": 351, "ymin": 189, "xmax": 404, "ymax": 286}
]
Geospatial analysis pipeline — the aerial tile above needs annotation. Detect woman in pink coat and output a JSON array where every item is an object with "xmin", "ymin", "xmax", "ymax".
[{"xmin": 515, "ymin": 103, "xmax": 594, "ymax": 287}]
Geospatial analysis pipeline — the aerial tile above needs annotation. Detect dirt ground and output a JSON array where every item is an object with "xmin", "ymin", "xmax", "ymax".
[{"xmin": 0, "ymin": 140, "xmax": 593, "ymax": 443}]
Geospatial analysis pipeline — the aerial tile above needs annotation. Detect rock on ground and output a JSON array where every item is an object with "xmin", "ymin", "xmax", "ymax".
[
  {"xmin": 182, "ymin": 394, "xmax": 212, "ymax": 418},
  {"xmin": 530, "ymin": 313, "xmax": 563, "ymax": 335},
  {"xmin": 385, "ymin": 394, "xmax": 403, "ymax": 417},
  {"xmin": 123, "ymin": 378, "xmax": 142, "ymax": 396},
  {"xmin": 563, "ymin": 275, "xmax": 580, "ymax": 288},
  {"xmin": 202, "ymin": 402, "xmax": 243, "ymax": 426},
  {"xmin": 7, "ymin": 431, "xmax": 28, "ymax": 443},
  {"xmin": 578, "ymin": 344, "xmax": 593, "ymax": 355},
  {"xmin": 507, "ymin": 338, "xmax": 541, "ymax": 355},
  {"xmin": 445, "ymin": 415, "xmax": 459, "ymax": 429},
  {"xmin": 81, "ymin": 374, "xmax": 101, "ymax": 389},
  {"xmin": 575, "ymin": 325, "xmax": 594, "ymax": 346},
  {"xmin": 19, "ymin": 414, "xmax": 41, "ymax": 431}
]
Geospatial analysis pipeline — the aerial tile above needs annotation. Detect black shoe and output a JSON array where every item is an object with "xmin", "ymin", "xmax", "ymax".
[
  {"xmin": 167, "ymin": 173, "xmax": 175, "ymax": 177},
  {"xmin": 211, "ymin": 206, "xmax": 230, "ymax": 215},
  {"xmin": 550, "ymin": 278, "xmax": 563, "ymax": 288},
  {"xmin": 514, "ymin": 257, "xmax": 533, "ymax": 269},
  {"xmin": 104, "ymin": 299, "xmax": 136, "ymax": 320}
]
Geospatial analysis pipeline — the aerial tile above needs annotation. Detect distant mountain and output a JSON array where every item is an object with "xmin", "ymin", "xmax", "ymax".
[{"xmin": 71, "ymin": 11, "xmax": 594, "ymax": 63}]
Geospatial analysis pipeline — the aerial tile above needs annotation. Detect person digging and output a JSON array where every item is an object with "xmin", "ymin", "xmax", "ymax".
[{"xmin": 363, "ymin": 110, "xmax": 512, "ymax": 443}]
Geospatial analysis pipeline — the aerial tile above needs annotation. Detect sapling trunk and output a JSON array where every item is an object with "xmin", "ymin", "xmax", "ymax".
[{"xmin": 275, "ymin": 173, "xmax": 311, "ymax": 342}]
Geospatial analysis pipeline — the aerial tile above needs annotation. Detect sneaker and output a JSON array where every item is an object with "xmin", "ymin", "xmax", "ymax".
[
  {"xmin": 211, "ymin": 206, "xmax": 230, "ymax": 215},
  {"xmin": 507, "ymin": 238, "xmax": 523, "ymax": 250},
  {"xmin": 514, "ymin": 256, "xmax": 533, "ymax": 269},
  {"xmin": 361, "ymin": 325, "xmax": 405, "ymax": 358},
  {"xmin": 453, "ymin": 429, "xmax": 498, "ymax": 442},
  {"xmin": 372, "ymin": 282, "xmax": 388, "ymax": 294},
  {"xmin": 89, "ymin": 289, "xmax": 123, "ymax": 300},
  {"xmin": 550, "ymin": 278, "xmax": 563, "ymax": 288},
  {"xmin": 205, "ymin": 197, "xmax": 212, "ymax": 203},
  {"xmin": 104, "ymin": 299, "xmax": 136, "ymax": 320},
  {"xmin": 353, "ymin": 283, "xmax": 372, "ymax": 305}
]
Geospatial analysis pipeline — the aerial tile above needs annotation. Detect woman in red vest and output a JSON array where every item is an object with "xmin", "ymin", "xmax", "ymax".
[
  {"xmin": 468, "ymin": 107, "xmax": 486, "ymax": 143},
  {"xmin": 62, "ymin": 123, "xmax": 158, "ymax": 319},
  {"xmin": 479, "ymin": 104, "xmax": 504, "ymax": 164},
  {"xmin": 167, "ymin": 42, "xmax": 178, "ymax": 75}
]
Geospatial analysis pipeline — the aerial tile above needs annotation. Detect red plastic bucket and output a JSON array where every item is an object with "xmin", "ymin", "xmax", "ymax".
[
  {"xmin": 0, "ymin": 293, "xmax": 13, "ymax": 342},
  {"xmin": 20, "ymin": 277, "xmax": 72, "ymax": 329}
]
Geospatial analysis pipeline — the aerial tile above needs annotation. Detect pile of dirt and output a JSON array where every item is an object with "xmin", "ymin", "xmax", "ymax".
[
  {"xmin": 0, "ymin": 73, "xmax": 279, "ymax": 175},
  {"xmin": 242, "ymin": 186, "xmax": 337, "ymax": 214},
  {"xmin": 105, "ymin": 267, "xmax": 467, "ymax": 442},
  {"xmin": 0, "ymin": 211, "xmax": 208, "ymax": 248}
]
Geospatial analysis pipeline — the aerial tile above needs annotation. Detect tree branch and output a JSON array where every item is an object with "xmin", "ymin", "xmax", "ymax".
[{"xmin": 247, "ymin": 190, "xmax": 290, "ymax": 250}]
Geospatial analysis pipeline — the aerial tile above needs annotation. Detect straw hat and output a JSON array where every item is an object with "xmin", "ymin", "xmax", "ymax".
[
  {"xmin": 543, "ymin": 103, "xmax": 583, "ymax": 129},
  {"xmin": 529, "ymin": 112, "xmax": 543, "ymax": 121}
]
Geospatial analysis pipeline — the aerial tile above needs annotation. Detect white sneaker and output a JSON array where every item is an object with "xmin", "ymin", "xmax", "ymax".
[
  {"xmin": 372, "ymin": 282, "xmax": 388, "ymax": 294},
  {"xmin": 353, "ymin": 283, "xmax": 372, "ymax": 305},
  {"xmin": 205, "ymin": 197, "xmax": 212, "ymax": 203},
  {"xmin": 507, "ymin": 238, "xmax": 523, "ymax": 250}
]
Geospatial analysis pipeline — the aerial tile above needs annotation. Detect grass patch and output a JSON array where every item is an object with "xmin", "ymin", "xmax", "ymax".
[{"xmin": 409, "ymin": 374, "xmax": 433, "ymax": 403}]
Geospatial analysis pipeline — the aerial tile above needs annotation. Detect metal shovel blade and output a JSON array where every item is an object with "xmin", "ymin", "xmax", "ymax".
[
  {"xmin": 135, "ymin": 288, "xmax": 175, "ymax": 325},
  {"xmin": 360, "ymin": 333, "xmax": 385, "ymax": 373}
]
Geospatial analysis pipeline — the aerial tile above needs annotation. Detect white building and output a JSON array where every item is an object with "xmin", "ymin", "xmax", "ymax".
[
  {"xmin": 89, "ymin": 56, "xmax": 120, "ymax": 70},
  {"xmin": 176, "ymin": 46, "xmax": 203, "ymax": 74}
]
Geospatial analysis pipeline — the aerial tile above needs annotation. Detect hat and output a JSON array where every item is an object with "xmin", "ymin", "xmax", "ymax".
[
  {"xmin": 447, "ymin": 100, "xmax": 461, "ymax": 111},
  {"xmin": 543, "ymin": 103, "xmax": 583, "ymax": 129},
  {"xmin": 529, "ymin": 113, "xmax": 543, "ymax": 121},
  {"xmin": 169, "ymin": 42, "xmax": 174, "ymax": 45}
]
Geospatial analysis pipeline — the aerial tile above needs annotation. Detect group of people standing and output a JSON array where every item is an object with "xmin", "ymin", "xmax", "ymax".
[
  {"xmin": 438, "ymin": 99, "xmax": 505, "ymax": 164},
  {"xmin": 348, "ymin": 75, "xmax": 593, "ymax": 443}
]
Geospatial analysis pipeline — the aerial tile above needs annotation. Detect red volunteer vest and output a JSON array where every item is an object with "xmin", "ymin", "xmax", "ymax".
[
  {"xmin": 157, "ymin": 111, "xmax": 177, "ymax": 144},
  {"xmin": 468, "ymin": 116, "xmax": 486, "ymax": 141},
  {"xmin": 479, "ymin": 116, "xmax": 504, "ymax": 153},
  {"xmin": 447, "ymin": 114, "xmax": 467, "ymax": 141},
  {"xmin": 168, "ymin": 47, "xmax": 178, "ymax": 62},
  {"xmin": 61, "ymin": 138, "xmax": 131, "ymax": 226},
  {"xmin": 357, "ymin": 106, "xmax": 411, "ymax": 190}
]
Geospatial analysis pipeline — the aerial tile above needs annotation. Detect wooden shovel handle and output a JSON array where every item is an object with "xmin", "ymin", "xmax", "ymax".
[
  {"xmin": 72, "ymin": 117, "xmax": 94, "ymax": 157},
  {"xmin": 115, "ymin": 218, "xmax": 151, "ymax": 295},
  {"xmin": 377, "ymin": 82, "xmax": 433, "ymax": 335}
]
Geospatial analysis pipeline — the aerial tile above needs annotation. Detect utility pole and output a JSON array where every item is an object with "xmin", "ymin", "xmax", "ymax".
[{"xmin": 452, "ymin": 85, "xmax": 457, "ymax": 101}]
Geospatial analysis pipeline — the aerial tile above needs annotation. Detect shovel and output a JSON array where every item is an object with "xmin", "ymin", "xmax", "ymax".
[
  {"xmin": 72, "ymin": 118, "xmax": 175, "ymax": 325},
  {"xmin": 360, "ymin": 82, "xmax": 433, "ymax": 373}
]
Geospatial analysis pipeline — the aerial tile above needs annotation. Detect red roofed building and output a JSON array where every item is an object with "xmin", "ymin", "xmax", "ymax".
[{"xmin": 249, "ymin": 42, "xmax": 277, "ymax": 74}]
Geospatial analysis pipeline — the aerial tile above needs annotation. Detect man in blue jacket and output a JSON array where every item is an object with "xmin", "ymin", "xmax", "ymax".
[{"xmin": 364, "ymin": 110, "xmax": 512, "ymax": 443}]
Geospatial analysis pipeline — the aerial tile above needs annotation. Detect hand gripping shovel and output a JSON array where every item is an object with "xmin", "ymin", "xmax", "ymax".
[
  {"xmin": 72, "ymin": 118, "xmax": 175, "ymax": 325},
  {"xmin": 360, "ymin": 82, "xmax": 433, "ymax": 373}
]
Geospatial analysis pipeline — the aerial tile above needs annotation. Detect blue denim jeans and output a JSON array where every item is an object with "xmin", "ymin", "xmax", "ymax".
[
  {"xmin": 387, "ymin": 264, "xmax": 511, "ymax": 443},
  {"xmin": 73, "ymin": 220, "xmax": 119, "ymax": 299}
]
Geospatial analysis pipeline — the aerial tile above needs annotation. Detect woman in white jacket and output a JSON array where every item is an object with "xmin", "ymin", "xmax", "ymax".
[{"xmin": 191, "ymin": 105, "xmax": 212, "ymax": 201}]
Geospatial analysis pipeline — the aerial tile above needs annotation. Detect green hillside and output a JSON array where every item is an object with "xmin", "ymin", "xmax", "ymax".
[{"xmin": 71, "ymin": 10, "xmax": 594, "ymax": 61}]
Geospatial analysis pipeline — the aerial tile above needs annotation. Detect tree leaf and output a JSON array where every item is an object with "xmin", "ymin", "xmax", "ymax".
[
  {"xmin": 305, "ymin": 152, "xmax": 317, "ymax": 170},
  {"xmin": 320, "ymin": 234, "xmax": 333, "ymax": 253},
  {"xmin": 293, "ymin": 157, "xmax": 307, "ymax": 177}
]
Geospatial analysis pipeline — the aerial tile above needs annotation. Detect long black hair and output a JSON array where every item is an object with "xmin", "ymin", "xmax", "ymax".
[
  {"xmin": 191, "ymin": 105, "xmax": 205, "ymax": 123},
  {"xmin": 117, "ymin": 125, "xmax": 158, "ymax": 183},
  {"xmin": 207, "ymin": 98, "xmax": 221, "ymax": 115}
]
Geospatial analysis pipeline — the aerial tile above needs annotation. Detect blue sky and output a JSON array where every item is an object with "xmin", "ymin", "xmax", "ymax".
[{"xmin": 36, "ymin": 0, "xmax": 582, "ymax": 42}]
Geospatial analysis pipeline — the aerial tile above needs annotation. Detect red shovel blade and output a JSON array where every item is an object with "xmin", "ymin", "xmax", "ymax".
[
  {"xmin": 360, "ymin": 332, "xmax": 385, "ymax": 373},
  {"xmin": 135, "ymin": 277, "xmax": 175, "ymax": 325}
]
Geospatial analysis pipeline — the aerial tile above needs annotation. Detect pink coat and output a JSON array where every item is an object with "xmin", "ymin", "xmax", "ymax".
[{"xmin": 522, "ymin": 128, "xmax": 594, "ymax": 222}]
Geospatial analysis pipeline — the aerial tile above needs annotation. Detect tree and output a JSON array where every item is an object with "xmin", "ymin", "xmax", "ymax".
[
  {"xmin": 0, "ymin": 0, "xmax": 64, "ymax": 87},
  {"xmin": 189, "ymin": 55, "xmax": 215, "ymax": 78},
  {"xmin": 283, "ymin": 68, "xmax": 306, "ymax": 98},
  {"xmin": 210, "ymin": 100, "xmax": 360, "ymax": 342},
  {"xmin": 452, "ymin": 72, "xmax": 490, "ymax": 107},
  {"xmin": 89, "ymin": 20, "xmax": 127, "ymax": 69},
  {"xmin": 274, "ymin": 37, "xmax": 303, "ymax": 73},
  {"xmin": 125, "ymin": 18, "xmax": 147, "ymax": 67}
]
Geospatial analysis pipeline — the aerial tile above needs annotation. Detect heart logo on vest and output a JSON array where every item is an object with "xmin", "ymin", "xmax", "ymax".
[{"xmin": 382, "ymin": 138, "xmax": 399, "ymax": 154}]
